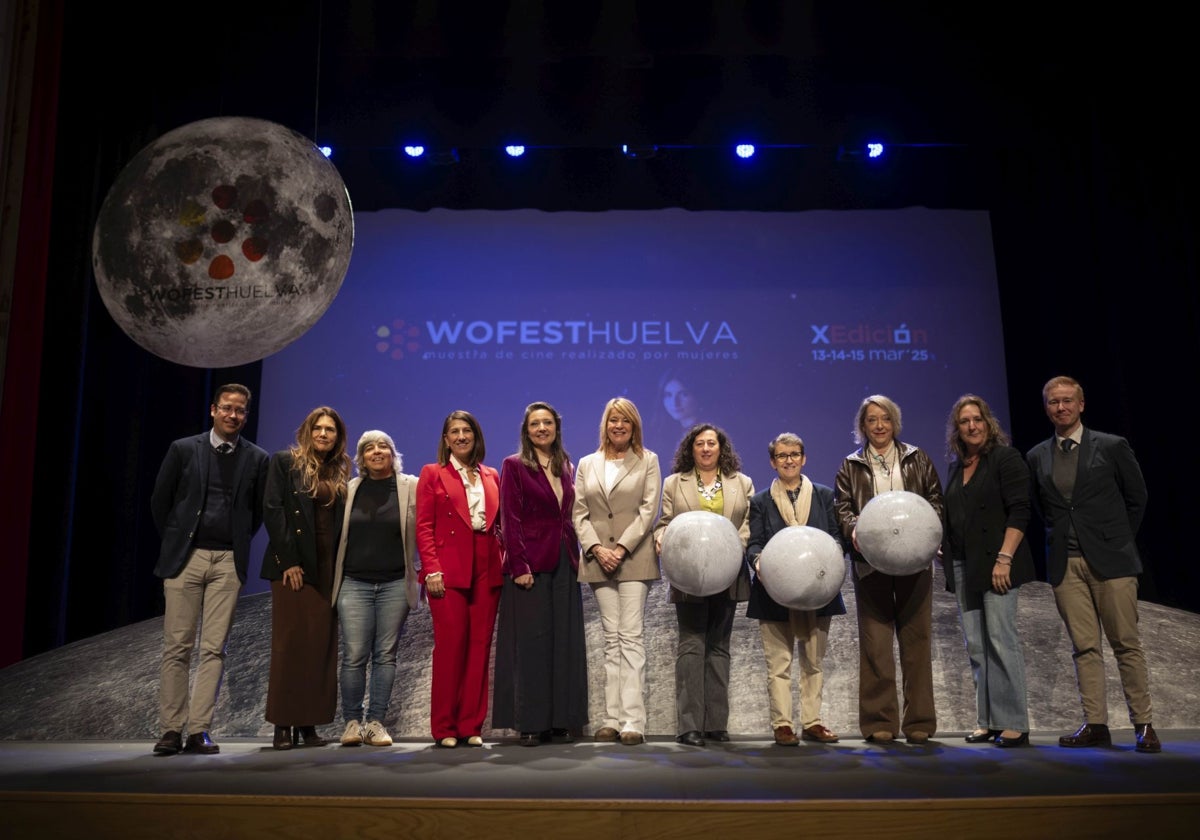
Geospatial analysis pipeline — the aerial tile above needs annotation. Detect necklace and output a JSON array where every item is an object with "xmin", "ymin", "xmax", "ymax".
[
  {"xmin": 870, "ymin": 445, "xmax": 895, "ymax": 477},
  {"xmin": 696, "ymin": 470, "xmax": 723, "ymax": 501}
]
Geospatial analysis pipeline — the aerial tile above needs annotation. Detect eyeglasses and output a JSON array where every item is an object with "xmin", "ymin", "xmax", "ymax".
[
  {"xmin": 773, "ymin": 452, "xmax": 804, "ymax": 462},
  {"xmin": 215, "ymin": 404, "xmax": 248, "ymax": 417}
]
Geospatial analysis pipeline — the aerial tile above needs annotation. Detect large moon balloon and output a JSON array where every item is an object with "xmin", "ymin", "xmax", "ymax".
[
  {"xmin": 659, "ymin": 510, "xmax": 745, "ymax": 597},
  {"xmin": 91, "ymin": 116, "xmax": 353, "ymax": 367},
  {"xmin": 856, "ymin": 490, "xmax": 943, "ymax": 575},
  {"xmin": 758, "ymin": 526, "xmax": 847, "ymax": 610}
]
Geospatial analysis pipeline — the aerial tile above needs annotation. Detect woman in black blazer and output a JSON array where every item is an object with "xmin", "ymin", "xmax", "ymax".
[
  {"xmin": 262, "ymin": 406, "xmax": 351, "ymax": 750},
  {"xmin": 942, "ymin": 394, "xmax": 1034, "ymax": 748}
]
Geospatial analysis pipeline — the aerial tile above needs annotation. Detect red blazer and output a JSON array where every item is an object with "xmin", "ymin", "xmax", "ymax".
[
  {"xmin": 415, "ymin": 461, "xmax": 503, "ymax": 590},
  {"xmin": 499, "ymin": 454, "xmax": 578, "ymax": 576}
]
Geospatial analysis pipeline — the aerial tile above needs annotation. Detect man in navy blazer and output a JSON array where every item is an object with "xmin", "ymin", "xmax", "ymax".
[
  {"xmin": 149, "ymin": 384, "xmax": 269, "ymax": 756},
  {"xmin": 1026, "ymin": 375, "xmax": 1159, "ymax": 753}
]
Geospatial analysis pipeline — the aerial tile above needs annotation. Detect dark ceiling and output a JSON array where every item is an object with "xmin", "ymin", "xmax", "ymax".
[{"xmin": 59, "ymin": 2, "xmax": 1185, "ymax": 211}]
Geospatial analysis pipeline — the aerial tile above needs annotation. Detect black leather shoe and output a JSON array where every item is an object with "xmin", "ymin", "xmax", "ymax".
[
  {"xmin": 273, "ymin": 726, "xmax": 292, "ymax": 750},
  {"xmin": 994, "ymin": 732, "xmax": 1029, "ymax": 748},
  {"xmin": 519, "ymin": 732, "xmax": 542, "ymax": 747},
  {"xmin": 1058, "ymin": 723, "xmax": 1111, "ymax": 748},
  {"xmin": 964, "ymin": 728, "xmax": 1001, "ymax": 743},
  {"xmin": 153, "ymin": 731, "xmax": 182, "ymax": 755},
  {"xmin": 1135, "ymin": 723, "xmax": 1162, "ymax": 753},
  {"xmin": 704, "ymin": 730, "xmax": 730, "ymax": 742},
  {"xmin": 294, "ymin": 726, "xmax": 328, "ymax": 747},
  {"xmin": 184, "ymin": 731, "xmax": 219, "ymax": 754},
  {"xmin": 549, "ymin": 728, "xmax": 574, "ymax": 744},
  {"xmin": 676, "ymin": 730, "xmax": 706, "ymax": 747}
]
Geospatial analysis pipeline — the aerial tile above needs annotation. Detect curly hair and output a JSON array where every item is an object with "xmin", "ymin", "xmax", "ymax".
[
  {"xmin": 945, "ymin": 394, "xmax": 1010, "ymax": 462},
  {"xmin": 671, "ymin": 423, "xmax": 741, "ymax": 475},
  {"xmin": 288, "ymin": 406, "xmax": 351, "ymax": 503}
]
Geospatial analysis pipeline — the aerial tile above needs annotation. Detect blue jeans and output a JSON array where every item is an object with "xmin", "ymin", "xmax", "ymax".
[
  {"xmin": 337, "ymin": 577, "xmax": 411, "ymax": 724},
  {"xmin": 953, "ymin": 559, "xmax": 1029, "ymax": 731}
]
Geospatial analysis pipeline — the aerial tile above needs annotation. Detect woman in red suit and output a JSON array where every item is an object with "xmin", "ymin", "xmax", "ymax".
[
  {"xmin": 415, "ymin": 410, "xmax": 503, "ymax": 749},
  {"xmin": 492, "ymin": 401, "xmax": 588, "ymax": 746}
]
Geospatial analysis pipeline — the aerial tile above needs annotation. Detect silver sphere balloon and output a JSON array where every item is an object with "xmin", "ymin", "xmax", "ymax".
[
  {"xmin": 660, "ymin": 510, "xmax": 744, "ymax": 597},
  {"xmin": 758, "ymin": 526, "xmax": 847, "ymax": 610},
  {"xmin": 856, "ymin": 490, "xmax": 943, "ymax": 575}
]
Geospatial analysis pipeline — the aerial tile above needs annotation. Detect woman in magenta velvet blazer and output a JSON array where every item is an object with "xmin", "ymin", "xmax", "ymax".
[
  {"xmin": 415, "ymin": 410, "xmax": 503, "ymax": 749},
  {"xmin": 491, "ymin": 401, "xmax": 588, "ymax": 746}
]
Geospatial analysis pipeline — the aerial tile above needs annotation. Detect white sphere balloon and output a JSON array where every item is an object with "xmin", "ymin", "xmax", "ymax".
[
  {"xmin": 660, "ymin": 510, "xmax": 744, "ymax": 597},
  {"xmin": 758, "ymin": 526, "xmax": 847, "ymax": 610},
  {"xmin": 856, "ymin": 490, "xmax": 943, "ymax": 575}
]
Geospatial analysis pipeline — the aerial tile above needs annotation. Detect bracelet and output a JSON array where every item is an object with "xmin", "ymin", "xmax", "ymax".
[
  {"xmin": 996, "ymin": 552, "xmax": 1013, "ymax": 560},
  {"xmin": 425, "ymin": 572, "xmax": 444, "ymax": 579},
  {"xmin": 995, "ymin": 559, "xmax": 1012, "ymax": 566}
]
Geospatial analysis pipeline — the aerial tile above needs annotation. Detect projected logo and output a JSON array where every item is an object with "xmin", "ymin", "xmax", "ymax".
[{"xmin": 375, "ymin": 319, "xmax": 423, "ymax": 360}]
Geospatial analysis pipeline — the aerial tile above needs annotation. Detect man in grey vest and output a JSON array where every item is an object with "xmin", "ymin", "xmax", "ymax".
[{"xmin": 1026, "ymin": 375, "xmax": 1159, "ymax": 753}]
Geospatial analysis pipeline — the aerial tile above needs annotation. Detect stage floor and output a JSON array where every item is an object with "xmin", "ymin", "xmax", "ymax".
[{"xmin": 2, "ymin": 731, "xmax": 1199, "ymax": 800}]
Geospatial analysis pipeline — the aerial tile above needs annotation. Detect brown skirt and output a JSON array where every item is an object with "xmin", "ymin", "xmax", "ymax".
[{"xmin": 264, "ymin": 579, "xmax": 337, "ymax": 725}]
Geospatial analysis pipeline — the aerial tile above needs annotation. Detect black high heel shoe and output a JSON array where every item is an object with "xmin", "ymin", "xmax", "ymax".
[
  {"xmin": 272, "ymin": 725, "xmax": 292, "ymax": 750},
  {"xmin": 293, "ymin": 726, "xmax": 328, "ymax": 747},
  {"xmin": 964, "ymin": 728, "xmax": 1001, "ymax": 743}
]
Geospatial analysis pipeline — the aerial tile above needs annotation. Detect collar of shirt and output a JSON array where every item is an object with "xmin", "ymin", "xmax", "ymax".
[
  {"xmin": 1056, "ymin": 427, "xmax": 1083, "ymax": 449},
  {"xmin": 209, "ymin": 429, "xmax": 239, "ymax": 451}
]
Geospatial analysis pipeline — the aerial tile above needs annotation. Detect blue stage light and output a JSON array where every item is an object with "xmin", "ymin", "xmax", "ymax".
[
  {"xmin": 505, "ymin": 145, "xmax": 526, "ymax": 157},
  {"xmin": 735, "ymin": 144, "xmax": 755, "ymax": 159},
  {"xmin": 318, "ymin": 146, "xmax": 332, "ymax": 158},
  {"xmin": 867, "ymin": 143, "xmax": 884, "ymax": 159},
  {"xmin": 403, "ymin": 145, "xmax": 425, "ymax": 158}
]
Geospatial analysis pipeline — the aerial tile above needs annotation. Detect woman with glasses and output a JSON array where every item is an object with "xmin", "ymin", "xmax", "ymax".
[{"xmin": 746, "ymin": 432, "xmax": 846, "ymax": 747}]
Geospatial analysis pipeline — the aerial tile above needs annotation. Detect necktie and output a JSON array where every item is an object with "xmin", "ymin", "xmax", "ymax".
[
  {"xmin": 217, "ymin": 443, "xmax": 233, "ymax": 455},
  {"xmin": 1060, "ymin": 439, "xmax": 1076, "ymax": 454}
]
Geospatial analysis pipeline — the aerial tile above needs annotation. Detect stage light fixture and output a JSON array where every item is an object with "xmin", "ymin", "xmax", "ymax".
[
  {"xmin": 504, "ymin": 145, "xmax": 526, "ymax": 158},
  {"xmin": 735, "ymin": 144, "xmax": 756, "ymax": 159},
  {"xmin": 837, "ymin": 142, "xmax": 888, "ymax": 163},
  {"xmin": 403, "ymin": 145, "xmax": 425, "ymax": 158},
  {"xmin": 319, "ymin": 146, "xmax": 332, "ymax": 158},
  {"xmin": 621, "ymin": 144, "xmax": 659, "ymax": 160}
]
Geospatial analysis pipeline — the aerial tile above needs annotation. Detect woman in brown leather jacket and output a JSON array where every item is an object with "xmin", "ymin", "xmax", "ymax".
[{"xmin": 833, "ymin": 395, "xmax": 944, "ymax": 745}]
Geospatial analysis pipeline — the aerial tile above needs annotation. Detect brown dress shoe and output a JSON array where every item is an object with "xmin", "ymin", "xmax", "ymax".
[
  {"xmin": 801, "ymin": 724, "xmax": 839, "ymax": 743},
  {"xmin": 1058, "ymin": 723, "xmax": 1111, "ymax": 748},
  {"xmin": 594, "ymin": 726, "xmax": 619, "ymax": 742},
  {"xmin": 153, "ymin": 731, "xmax": 182, "ymax": 755},
  {"xmin": 619, "ymin": 731, "xmax": 644, "ymax": 745},
  {"xmin": 773, "ymin": 725, "xmax": 799, "ymax": 746},
  {"xmin": 1135, "ymin": 723, "xmax": 1162, "ymax": 753},
  {"xmin": 184, "ymin": 731, "xmax": 220, "ymax": 754},
  {"xmin": 866, "ymin": 730, "xmax": 894, "ymax": 743}
]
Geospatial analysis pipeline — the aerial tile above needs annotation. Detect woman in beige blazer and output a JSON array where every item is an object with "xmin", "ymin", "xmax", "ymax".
[
  {"xmin": 653, "ymin": 423, "xmax": 753, "ymax": 747},
  {"xmin": 573, "ymin": 398, "xmax": 661, "ymax": 746}
]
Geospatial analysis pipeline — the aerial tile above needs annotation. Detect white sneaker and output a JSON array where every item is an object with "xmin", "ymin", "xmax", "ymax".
[
  {"xmin": 363, "ymin": 720, "xmax": 393, "ymax": 747},
  {"xmin": 340, "ymin": 720, "xmax": 363, "ymax": 746}
]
